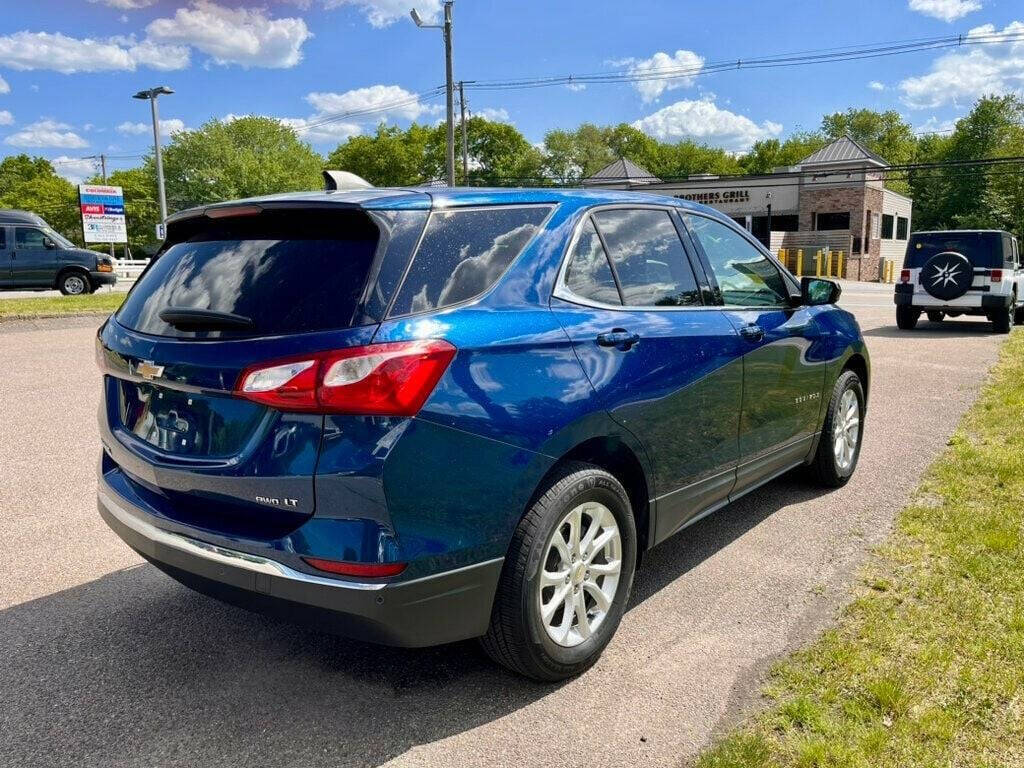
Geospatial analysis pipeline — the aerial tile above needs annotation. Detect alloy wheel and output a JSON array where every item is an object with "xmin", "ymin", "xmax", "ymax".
[
  {"xmin": 833, "ymin": 388, "xmax": 861, "ymax": 472},
  {"xmin": 538, "ymin": 501, "xmax": 622, "ymax": 648}
]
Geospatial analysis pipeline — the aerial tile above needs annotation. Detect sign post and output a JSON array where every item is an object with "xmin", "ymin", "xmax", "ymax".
[{"xmin": 79, "ymin": 184, "xmax": 127, "ymax": 247}]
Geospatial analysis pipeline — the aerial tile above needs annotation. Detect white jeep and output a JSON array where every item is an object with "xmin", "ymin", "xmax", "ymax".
[{"xmin": 894, "ymin": 230, "xmax": 1024, "ymax": 334}]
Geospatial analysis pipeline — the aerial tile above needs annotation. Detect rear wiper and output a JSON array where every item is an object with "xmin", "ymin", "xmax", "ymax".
[{"xmin": 159, "ymin": 307, "xmax": 254, "ymax": 330}]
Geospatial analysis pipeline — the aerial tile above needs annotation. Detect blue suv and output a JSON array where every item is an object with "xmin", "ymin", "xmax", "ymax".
[{"xmin": 96, "ymin": 186, "xmax": 869, "ymax": 680}]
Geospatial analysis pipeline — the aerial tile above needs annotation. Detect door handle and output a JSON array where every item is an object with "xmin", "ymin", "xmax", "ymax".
[
  {"xmin": 596, "ymin": 329, "xmax": 640, "ymax": 349},
  {"xmin": 739, "ymin": 324, "xmax": 764, "ymax": 342}
]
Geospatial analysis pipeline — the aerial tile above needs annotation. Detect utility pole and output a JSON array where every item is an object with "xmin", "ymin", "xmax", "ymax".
[
  {"xmin": 459, "ymin": 80, "xmax": 468, "ymax": 184},
  {"xmin": 411, "ymin": 2, "xmax": 455, "ymax": 186},
  {"xmin": 443, "ymin": 1, "xmax": 455, "ymax": 187}
]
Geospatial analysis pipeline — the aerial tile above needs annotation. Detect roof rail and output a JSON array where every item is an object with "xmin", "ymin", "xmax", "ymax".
[{"xmin": 322, "ymin": 170, "xmax": 374, "ymax": 191}]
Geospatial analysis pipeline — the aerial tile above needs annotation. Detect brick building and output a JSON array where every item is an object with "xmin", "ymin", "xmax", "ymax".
[{"xmin": 583, "ymin": 136, "xmax": 912, "ymax": 282}]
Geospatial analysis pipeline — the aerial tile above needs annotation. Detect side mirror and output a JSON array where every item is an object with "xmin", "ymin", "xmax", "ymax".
[
  {"xmin": 801, "ymin": 277, "xmax": 841, "ymax": 306},
  {"xmin": 43, "ymin": 237, "xmax": 56, "ymax": 250}
]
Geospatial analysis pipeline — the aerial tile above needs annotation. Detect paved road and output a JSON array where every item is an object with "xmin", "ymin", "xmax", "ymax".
[
  {"xmin": 2, "ymin": 282, "xmax": 131, "ymax": 299},
  {"xmin": 0, "ymin": 288, "xmax": 1008, "ymax": 768}
]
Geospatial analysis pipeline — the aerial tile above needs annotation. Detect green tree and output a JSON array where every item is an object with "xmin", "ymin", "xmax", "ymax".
[
  {"xmin": 100, "ymin": 166, "xmax": 160, "ymax": 252},
  {"xmin": 0, "ymin": 154, "xmax": 81, "ymax": 243},
  {"xmin": 542, "ymin": 123, "xmax": 615, "ymax": 182},
  {"xmin": 740, "ymin": 132, "xmax": 828, "ymax": 175},
  {"xmin": 326, "ymin": 123, "xmax": 432, "ymax": 186},
  {"xmin": 822, "ymin": 108, "xmax": 918, "ymax": 193},
  {"xmin": 161, "ymin": 116, "xmax": 323, "ymax": 208},
  {"xmin": 424, "ymin": 116, "xmax": 545, "ymax": 184}
]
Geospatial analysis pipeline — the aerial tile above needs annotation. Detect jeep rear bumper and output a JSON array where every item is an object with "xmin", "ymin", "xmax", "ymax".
[
  {"xmin": 97, "ymin": 480, "xmax": 503, "ymax": 648},
  {"xmin": 893, "ymin": 283, "xmax": 1010, "ymax": 310}
]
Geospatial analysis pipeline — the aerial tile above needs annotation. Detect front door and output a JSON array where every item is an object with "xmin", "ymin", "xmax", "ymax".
[
  {"xmin": 12, "ymin": 225, "xmax": 59, "ymax": 285},
  {"xmin": 682, "ymin": 212, "xmax": 827, "ymax": 494},
  {"xmin": 0, "ymin": 226, "xmax": 12, "ymax": 285},
  {"xmin": 550, "ymin": 207, "xmax": 745, "ymax": 544}
]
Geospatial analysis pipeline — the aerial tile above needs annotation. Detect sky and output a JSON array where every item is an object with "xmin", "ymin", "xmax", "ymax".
[{"xmin": 0, "ymin": 0, "xmax": 1022, "ymax": 183}]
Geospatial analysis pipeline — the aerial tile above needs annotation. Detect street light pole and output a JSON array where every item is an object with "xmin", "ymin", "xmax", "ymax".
[
  {"xmin": 133, "ymin": 86, "xmax": 173, "ymax": 224},
  {"xmin": 411, "ymin": 2, "xmax": 455, "ymax": 186}
]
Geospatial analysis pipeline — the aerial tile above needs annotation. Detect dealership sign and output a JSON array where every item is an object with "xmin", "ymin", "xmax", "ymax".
[{"xmin": 79, "ymin": 184, "xmax": 127, "ymax": 244}]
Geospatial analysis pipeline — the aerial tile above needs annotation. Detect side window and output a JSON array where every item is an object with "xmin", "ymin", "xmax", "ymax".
[
  {"xmin": 684, "ymin": 214, "xmax": 790, "ymax": 307},
  {"xmin": 388, "ymin": 205, "xmax": 551, "ymax": 317},
  {"xmin": 592, "ymin": 209, "xmax": 701, "ymax": 307},
  {"xmin": 563, "ymin": 218, "xmax": 620, "ymax": 305},
  {"xmin": 15, "ymin": 227, "xmax": 47, "ymax": 249},
  {"xmin": 0, "ymin": 227, "xmax": 6, "ymax": 249}
]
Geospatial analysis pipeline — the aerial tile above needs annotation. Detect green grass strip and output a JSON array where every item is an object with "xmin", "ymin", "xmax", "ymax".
[
  {"xmin": 697, "ymin": 332, "xmax": 1024, "ymax": 768},
  {"xmin": 0, "ymin": 292, "xmax": 125, "ymax": 320}
]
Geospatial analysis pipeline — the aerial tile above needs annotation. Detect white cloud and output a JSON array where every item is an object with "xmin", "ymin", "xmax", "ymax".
[
  {"xmin": 306, "ymin": 85, "xmax": 436, "ymax": 121},
  {"xmin": 127, "ymin": 39, "xmax": 192, "ymax": 70},
  {"xmin": 475, "ymin": 107, "xmax": 511, "ymax": 123},
  {"xmin": 915, "ymin": 116, "xmax": 959, "ymax": 134},
  {"xmin": 117, "ymin": 118, "xmax": 187, "ymax": 137},
  {"xmin": 89, "ymin": 0, "xmax": 158, "ymax": 8},
  {"xmin": 51, "ymin": 155, "xmax": 99, "ymax": 185},
  {"xmin": 324, "ymin": 0, "xmax": 441, "ymax": 28},
  {"xmin": 4, "ymin": 119, "xmax": 88, "ymax": 149},
  {"xmin": 631, "ymin": 97, "xmax": 782, "ymax": 152},
  {"xmin": 616, "ymin": 49, "xmax": 704, "ymax": 103},
  {"xmin": 146, "ymin": 1, "xmax": 311, "ymax": 68},
  {"xmin": 0, "ymin": 110, "xmax": 12, "ymax": 125},
  {"xmin": 0, "ymin": 31, "xmax": 189, "ymax": 73},
  {"xmin": 565, "ymin": 82, "xmax": 586, "ymax": 92},
  {"xmin": 868, "ymin": 80, "xmax": 886, "ymax": 91},
  {"xmin": 0, "ymin": 76, "xmax": 8, "ymax": 94},
  {"xmin": 908, "ymin": 0, "xmax": 981, "ymax": 22},
  {"xmin": 899, "ymin": 21, "xmax": 1024, "ymax": 108}
]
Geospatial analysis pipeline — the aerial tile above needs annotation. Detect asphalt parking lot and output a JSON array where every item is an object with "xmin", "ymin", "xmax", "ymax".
[{"xmin": 0, "ymin": 282, "xmax": 1008, "ymax": 768}]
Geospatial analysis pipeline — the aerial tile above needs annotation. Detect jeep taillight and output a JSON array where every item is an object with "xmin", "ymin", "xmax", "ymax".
[
  {"xmin": 236, "ymin": 340, "xmax": 456, "ymax": 416},
  {"xmin": 990, "ymin": 269, "xmax": 1003, "ymax": 282},
  {"xmin": 900, "ymin": 269, "xmax": 911, "ymax": 283}
]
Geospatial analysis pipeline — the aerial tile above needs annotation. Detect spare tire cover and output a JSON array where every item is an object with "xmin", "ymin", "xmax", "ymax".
[{"xmin": 921, "ymin": 251, "xmax": 973, "ymax": 301}]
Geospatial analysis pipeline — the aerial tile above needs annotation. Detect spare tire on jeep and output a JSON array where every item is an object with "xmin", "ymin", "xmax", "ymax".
[{"xmin": 920, "ymin": 251, "xmax": 973, "ymax": 301}]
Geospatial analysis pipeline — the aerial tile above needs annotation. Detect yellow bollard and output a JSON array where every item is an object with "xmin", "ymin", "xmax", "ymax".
[
  {"xmin": 796, "ymin": 249, "xmax": 804, "ymax": 276},
  {"xmin": 837, "ymin": 251, "xmax": 844, "ymax": 279},
  {"xmin": 815, "ymin": 250, "xmax": 823, "ymax": 277},
  {"xmin": 826, "ymin": 250, "xmax": 834, "ymax": 278},
  {"xmin": 778, "ymin": 248, "xmax": 787, "ymax": 270}
]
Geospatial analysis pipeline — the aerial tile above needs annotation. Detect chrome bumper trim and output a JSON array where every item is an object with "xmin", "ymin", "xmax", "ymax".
[{"xmin": 98, "ymin": 488, "xmax": 387, "ymax": 591}]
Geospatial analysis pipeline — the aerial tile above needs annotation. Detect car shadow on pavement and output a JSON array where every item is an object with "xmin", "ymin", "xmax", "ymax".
[
  {"xmin": 0, "ymin": 473, "xmax": 828, "ymax": 768},
  {"xmin": 861, "ymin": 318, "xmax": 1001, "ymax": 339}
]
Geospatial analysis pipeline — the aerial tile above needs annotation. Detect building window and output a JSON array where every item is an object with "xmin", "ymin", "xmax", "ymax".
[
  {"xmin": 881, "ymin": 214, "xmax": 894, "ymax": 239},
  {"xmin": 896, "ymin": 216, "xmax": 909, "ymax": 240},
  {"xmin": 872, "ymin": 213, "xmax": 881, "ymax": 239},
  {"xmin": 816, "ymin": 212, "xmax": 850, "ymax": 231},
  {"xmin": 852, "ymin": 236, "xmax": 862, "ymax": 255},
  {"xmin": 769, "ymin": 214, "xmax": 799, "ymax": 232}
]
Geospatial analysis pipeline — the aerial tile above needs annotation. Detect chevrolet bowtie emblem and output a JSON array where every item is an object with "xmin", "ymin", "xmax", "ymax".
[{"xmin": 136, "ymin": 360, "xmax": 165, "ymax": 380}]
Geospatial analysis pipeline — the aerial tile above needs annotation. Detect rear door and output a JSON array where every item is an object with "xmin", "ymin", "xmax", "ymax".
[
  {"xmin": 682, "ymin": 212, "xmax": 826, "ymax": 494},
  {"xmin": 98, "ymin": 206, "xmax": 422, "ymax": 536},
  {"xmin": 0, "ymin": 226, "xmax": 11, "ymax": 284},
  {"xmin": 551, "ymin": 206, "xmax": 744, "ymax": 544},
  {"xmin": 12, "ymin": 225, "xmax": 59, "ymax": 285}
]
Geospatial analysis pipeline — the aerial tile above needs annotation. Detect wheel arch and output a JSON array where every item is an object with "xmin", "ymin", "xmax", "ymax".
[
  {"xmin": 531, "ymin": 435, "xmax": 653, "ymax": 559},
  {"xmin": 54, "ymin": 265, "xmax": 92, "ymax": 291},
  {"xmin": 841, "ymin": 352, "xmax": 869, "ymax": 404}
]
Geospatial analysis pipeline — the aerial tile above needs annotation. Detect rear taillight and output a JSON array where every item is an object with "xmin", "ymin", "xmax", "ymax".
[
  {"xmin": 900, "ymin": 269, "xmax": 911, "ymax": 283},
  {"xmin": 236, "ymin": 340, "xmax": 456, "ymax": 416},
  {"xmin": 302, "ymin": 557, "xmax": 407, "ymax": 578},
  {"xmin": 991, "ymin": 269, "xmax": 1003, "ymax": 283}
]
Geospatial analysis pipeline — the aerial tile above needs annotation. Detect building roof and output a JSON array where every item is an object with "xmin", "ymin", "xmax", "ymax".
[
  {"xmin": 583, "ymin": 157, "xmax": 661, "ymax": 185},
  {"xmin": 800, "ymin": 136, "xmax": 888, "ymax": 168}
]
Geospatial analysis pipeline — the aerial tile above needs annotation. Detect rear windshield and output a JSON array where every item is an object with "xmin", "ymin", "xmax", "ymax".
[
  {"xmin": 116, "ymin": 209, "xmax": 380, "ymax": 338},
  {"xmin": 905, "ymin": 231, "xmax": 1006, "ymax": 269}
]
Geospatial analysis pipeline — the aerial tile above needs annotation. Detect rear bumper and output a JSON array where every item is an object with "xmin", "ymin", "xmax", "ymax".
[
  {"xmin": 97, "ymin": 479, "xmax": 503, "ymax": 648},
  {"xmin": 893, "ymin": 283, "xmax": 1008, "ymax": 310}
]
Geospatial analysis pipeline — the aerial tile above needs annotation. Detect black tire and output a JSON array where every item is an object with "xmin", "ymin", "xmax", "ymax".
[
  {"xmin": 480, "ymin": 462, "xmax": 638, "ymax": 681},
  {"xmin": 926, "ymin": 310, "xmax": 944, "ymax": 323},
  {"xmin": 58, "ymin": 271, "xmax": 91, "ymax": 296},
  {"xmin": 808, "ymin": 370, "xmax": 865, "ymax": 488},
  {"xmin": 992, "ymin": 295, "xmax": 1014, "ymax": 334},
  {"xmin": 896, "ymin": 306, "xmax": 920, "ymax": 330}
]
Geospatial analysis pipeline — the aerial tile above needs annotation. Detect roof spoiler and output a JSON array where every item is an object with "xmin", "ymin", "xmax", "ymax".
[{"xmin": 322, "ymin": 170, "xmax": 373, "ymax": 191}]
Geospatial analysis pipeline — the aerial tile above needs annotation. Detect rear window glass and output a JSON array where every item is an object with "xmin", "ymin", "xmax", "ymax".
[
  {"xmin": 116, "ymin": 209, "xmax": 379, "ymax": 338},
  {"xmin": 905, "ymin": 232, "xmax": 1006, "ymax": 268},
  {"xmin": 387, "ymin": 205, "xmax": 552, "ymax": 317}
]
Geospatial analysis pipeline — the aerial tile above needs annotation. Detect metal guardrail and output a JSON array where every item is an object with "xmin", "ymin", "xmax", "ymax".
[{"xmin": 113, "ymin": 259, "xmax": 148, "ymax": 280}]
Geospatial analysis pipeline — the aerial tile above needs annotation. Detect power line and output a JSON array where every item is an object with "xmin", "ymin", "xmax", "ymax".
[{"xmin": 463, "ymin": 29, "xmax": 1024, "ymax": 92}]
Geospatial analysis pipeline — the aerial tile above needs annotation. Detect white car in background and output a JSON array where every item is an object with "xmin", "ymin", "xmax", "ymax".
[{"xmin": 894, "ymin": 230, "xmax": 1024, "ymax": 333}]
